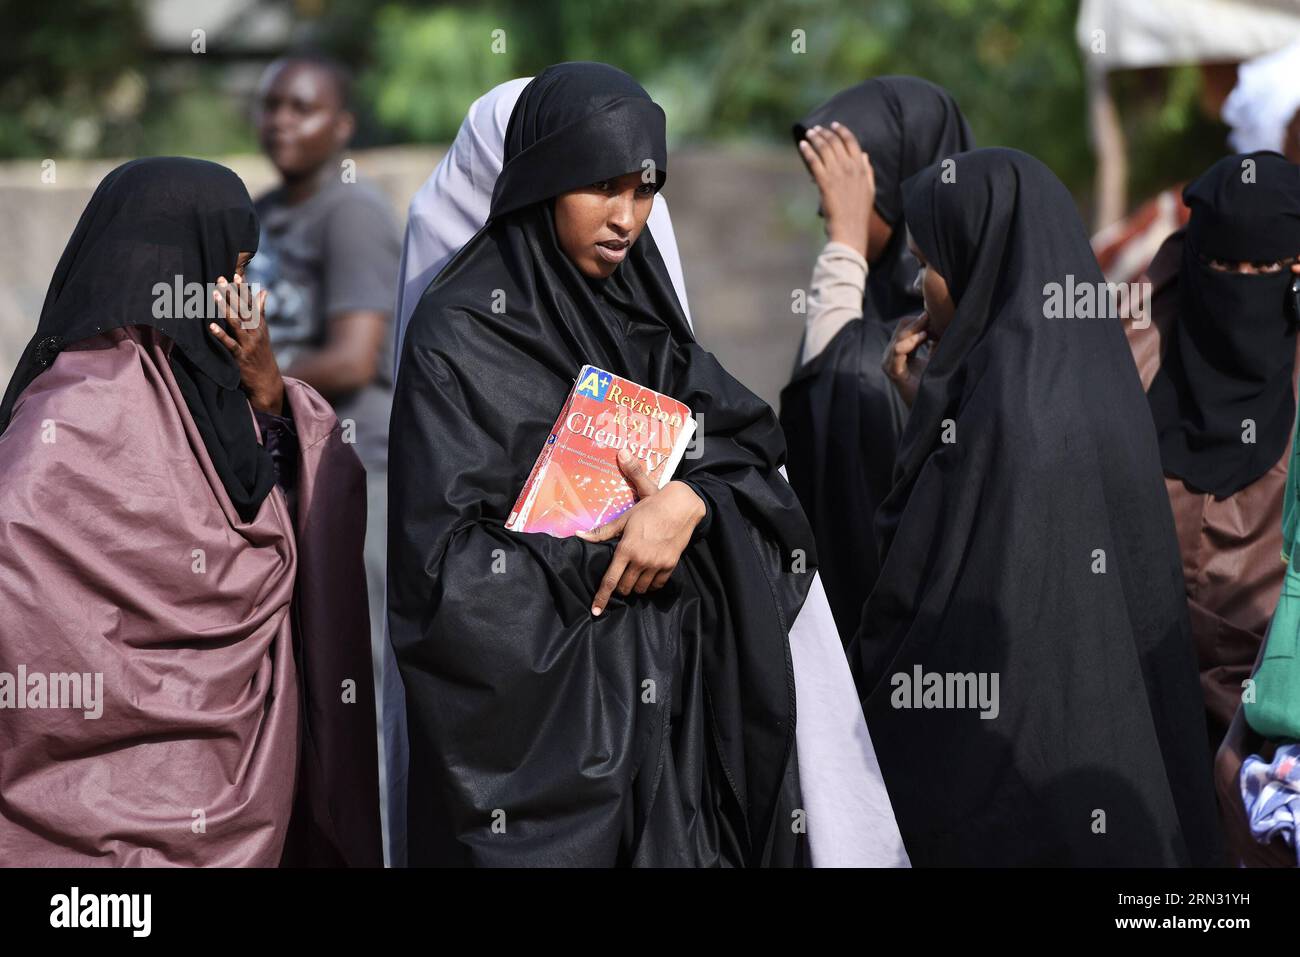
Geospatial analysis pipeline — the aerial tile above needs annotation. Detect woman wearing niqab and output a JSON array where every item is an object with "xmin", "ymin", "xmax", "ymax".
[
  {"xmin": 0, "ymin": 157, "xmax": 381, "ymax": 866},
  {"xmin": 1125, "ymin": 151, "xmax": 1300, "ymax": 867},
  {"xmin": 1132, "ymin": 154, "xmax": 1300, "ymax": 746}
]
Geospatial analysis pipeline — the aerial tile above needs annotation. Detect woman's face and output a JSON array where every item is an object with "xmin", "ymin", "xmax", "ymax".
[
  {"xmin": 554, "ymin": 171, "xmax": 656, "ymax": 279},
  {"xmin": 907, "ymin": 229, "xmax": 956, "ymax": 343}
]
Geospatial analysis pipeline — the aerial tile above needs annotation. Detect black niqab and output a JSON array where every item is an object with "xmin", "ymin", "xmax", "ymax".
[
  {"xmin": 0, "ymin": 157, "xmax": 275, "ymax": 522},
  {"xmin": 780, "ymin": 77, "xmax": 973, "ymax": 640},
  {"xmin": 851, "ymin": 148, "xmax": 1220, "ymax": 866},
  {"xmin": 390, "ymin": 63, "xmax": 815, "ymax": 866},
  {"xmin": 1147, "ymin": 151, "xmax": 1300, "ymax": 499}
]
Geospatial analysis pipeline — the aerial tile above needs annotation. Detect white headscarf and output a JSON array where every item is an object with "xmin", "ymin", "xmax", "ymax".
[
  {"xmin": 394, "ymin": 76, "xmax": 693, "ymax": 372},
  {"xmin": 1223, "ymin": 38, "xmax": 1300, "ymax": 154}
]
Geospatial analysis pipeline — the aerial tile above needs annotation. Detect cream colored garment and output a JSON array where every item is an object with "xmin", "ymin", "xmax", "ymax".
[{"xmin": 802, "ymin": 240, "xmax": 868, "ymax": 364}]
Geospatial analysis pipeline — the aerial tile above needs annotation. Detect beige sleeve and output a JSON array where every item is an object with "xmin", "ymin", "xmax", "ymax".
[{"xmin": 802, "ymin": 241, "xmax": 868, "ymax": 364}]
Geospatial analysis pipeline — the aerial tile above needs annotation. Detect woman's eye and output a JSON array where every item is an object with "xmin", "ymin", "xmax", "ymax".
[
  {"xmin": 593, "ymin": 181, "xmax": 611, "ymax": 191},
  {"xmin": 636, "ymin": 184, "xmax": 655, "ymax": 196}
]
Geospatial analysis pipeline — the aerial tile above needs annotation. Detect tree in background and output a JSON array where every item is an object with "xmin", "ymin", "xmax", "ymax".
[{"xmin": 0, "ymin": 0, "xmax": 1230, "ymax": 208}]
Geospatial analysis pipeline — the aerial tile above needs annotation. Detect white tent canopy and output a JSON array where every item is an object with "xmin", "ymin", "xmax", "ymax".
[
  {"xmin": 1077, "ymin": 0, "xmax": 1300, "ymax": 230},
  {"xmin": 1077, "ymin": 0, "xmax": 1300, "ymax": 72}
]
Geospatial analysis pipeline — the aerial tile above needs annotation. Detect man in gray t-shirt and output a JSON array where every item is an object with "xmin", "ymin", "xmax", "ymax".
[
  {"xmin": 252, "ymin": 175, "xmax": 397, "ymax": 473},
  {"xmin": 250, "ymin": 54, "xmax": 405, "ymax": 867}
]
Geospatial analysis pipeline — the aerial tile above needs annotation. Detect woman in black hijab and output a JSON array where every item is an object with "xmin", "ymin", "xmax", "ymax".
[
  {"xmin": 389, "ymin": 63, "xmax": 864, "ymax": 867},
  {"xmin": 779, "ymin": 77, "xmax": 973, "ymax": 641},
  {"xmin": 1, "ymin": 158, "xmax": 279, "ymax": 514},
  {"xmin": 851, "ymin": 147, "xmax": 1221, "ymax": 866}
]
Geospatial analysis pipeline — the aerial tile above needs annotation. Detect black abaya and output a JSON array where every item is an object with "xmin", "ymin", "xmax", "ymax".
[
  {"xmin": 780, "ymin": 77, "xmax": 973, "ymax": 640},
  {"xmin": 850, "ymin": 148, "xmax": 1221, "ymax": 867},
  {"xmin": 388, "ymin": 63, "xmax": 817, "ymax": 866}
]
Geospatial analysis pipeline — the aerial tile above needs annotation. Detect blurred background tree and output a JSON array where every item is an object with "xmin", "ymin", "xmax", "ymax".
[{"xmin": 0, "ymin": 0, "xmax": 1231, "ymax": 208}]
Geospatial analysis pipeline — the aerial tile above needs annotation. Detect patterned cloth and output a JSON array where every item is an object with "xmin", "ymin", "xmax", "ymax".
[{"xmin": 1241, "ymin": 743, "xmax": 1300, "ymax": 863}]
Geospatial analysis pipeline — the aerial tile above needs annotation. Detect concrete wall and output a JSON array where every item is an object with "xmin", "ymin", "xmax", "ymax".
[{"xmin": 0, "ymin": 144, "xmax": 824, "ymax": 409}]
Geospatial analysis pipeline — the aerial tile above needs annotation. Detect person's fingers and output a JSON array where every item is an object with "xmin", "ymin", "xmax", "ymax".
[
  {"xmin": 222, "ymin": 277, "xmax": 244, "ymax": 334},
  {"xmin": 631, "ymin": 566, "xmax": 659, "ymax": 595},
  {"xmin": 830, "ymin": 121, "xmax": 861, "ymax": 158},
  {"xmin": 576, "ymin": 512, "xmax": 629, "ymax": 543},
  {"xmin": 591, "ymin": 548, "xmax": 630, "ymax": 616},
  {"xmin": 894, "ymin": 313, "xmax": 929, "ymax": 344},
  {"xmin": 649, "ymin": 568, "xmax": 673, "ymax": 591},
  {"xmin": 798, "ymin": 138, "xmax": 827, "ymax": 183},
  {"xmin": 810, "ymin": 125, "xmax": 846, "ymax": 170},
  {"xmin": 886, "ymin": 328, "xmax": 927, "ymax": 377},
  {"xmin": 902, "ymin": 311, "xmax": 929, "ymax": 332},
  {"xmin": 231, "ymin": 274, "xmax": 258, "ymax": 334},
  {"xmin": 886, "ymin": 313, "xmax": 930, "ymax": 379},
  {"xmin": 211, "ymin": 281, "xmax": 229, "ymax": 323},
  {"xmin": 617, "ymin": 448, "xmax": 659, "ymax": 498},
  {"xmin": 219, "ymin": 277, "xmax": 250, "ymax": 340},
  {"xmin": 615, "ymin": 551, "xmax": 644, "ymax": 597},
  {"xmin": 894, "ymin": 329, "xmax": 929, "ymax": 357},
  {"xmin": 824, "ymin": 122, "xmax": 854, "ymax": 165},
  {"xmin": 228, "ymin": 274, "xmax": 248, "ymax": 333},
  {"xmin": 887, "ymin": 339, "xmax": 911, "ymax": 380},
  {"xmin": 208, "ymin": 322, "xmax": 240, "ymax": 356}
]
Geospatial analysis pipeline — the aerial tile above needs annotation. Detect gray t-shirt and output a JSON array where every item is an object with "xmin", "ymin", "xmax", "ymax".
[{"xmin": 251, "ymin": 176, "xmax": 399, "ymax": 472}]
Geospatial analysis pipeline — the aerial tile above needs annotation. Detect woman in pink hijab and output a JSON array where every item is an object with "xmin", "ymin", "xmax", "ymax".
[{"xmin": 0, "ymin": 157, "xmax": 380, "ymax": 866}]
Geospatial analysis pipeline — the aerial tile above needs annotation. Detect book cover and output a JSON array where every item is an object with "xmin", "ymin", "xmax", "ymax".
[{"xmin": 506, "ymin": 364, "xmax": 696, "ymax": 537}]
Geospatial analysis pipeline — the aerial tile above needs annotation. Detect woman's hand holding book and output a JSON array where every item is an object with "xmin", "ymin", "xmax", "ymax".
[{"xmin": 577, "ymin": 448, "xmax": 706, "ymax": 616}]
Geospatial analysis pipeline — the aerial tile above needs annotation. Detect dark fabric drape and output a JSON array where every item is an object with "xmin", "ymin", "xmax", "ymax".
[
  {"xmin": 389, "ymin": 63, "xmax": 816, "ymax": 866},
  {"xmin": 849, "ymin": 147, "xmax": 1221, "ymax": 866},
  {"xmin": 1147, "ymin": 151, "xmax": 1300, "ymax": 499},
  {"xmin": 0, "ymin": 156, "xmax": 274, "ymax": 522},
  {"xmin": 277, "ymin": 380, "xmax": 385, "ymax": 868},
  {"xmin": 780, "ymin": 77, "xmax": 973, "ymax": 639}
]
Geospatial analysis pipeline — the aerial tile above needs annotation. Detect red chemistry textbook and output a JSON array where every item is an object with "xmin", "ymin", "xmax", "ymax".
[{"xmin": 506, "ymin": 364, "xmax": 697, "ymax": 537}]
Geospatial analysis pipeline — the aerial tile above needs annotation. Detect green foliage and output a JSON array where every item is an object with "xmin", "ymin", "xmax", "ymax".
[
  {"xmin": 360, "ymin": 6, "xmax": 518, "ymax": 142},
  {"xmin": 0, "ymin": 0, "xmax": 1229, "ymax": 204},
  {"xmin": 351, "ymin": 0, "xmax": 1100, "ymax": 189},
  {"xmin": 0, "ymin": 0, "xmax": 146, "ymax": 157}
]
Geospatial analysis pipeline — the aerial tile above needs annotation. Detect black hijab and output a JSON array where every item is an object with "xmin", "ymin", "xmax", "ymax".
[
  {"xmin": 849, "ymin": 148, "xmax": 1220, "ymax": 866},
  {"xmin": 793, "ymin": 75, "xmax": 973, "ymax": 321},
  {"xmin": 780, "ymin": 77, "xmax": 973, "ymax": 641},
  {"xmin": 0, "ymin": 157, "xmax": 275, "ymax": 522},
  {"xmin": 1147, "ymin": 151, "xmax": 1300, "ymax": 499},
  {"xmin": 390, "ymin": 63, "xmax": 815, "ymax": 866}
]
